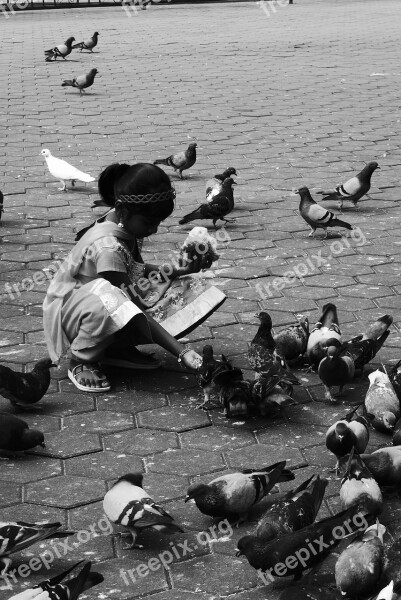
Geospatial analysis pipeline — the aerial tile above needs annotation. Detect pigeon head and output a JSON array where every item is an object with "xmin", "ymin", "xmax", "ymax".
[
  {"xmin": 66, "ymin": 37, "xmax": 76, "ymax": 46},
  {"xmin": 223, "ymin": 167, "xmax": 237, "ymax": 177},
  {"xmin": 222, "ymin": 177, "xmax": 237, "ymax": 187},
  {"xmin": 256, "ymin": 312, "xmax": 273, "ymax": 329},
  {"xmin": 115, "ymin": 473, "xmax": 144, "ymax": 488},
  {"xmin": 93, "ymin": 31, "xmax": 99, "ymax": 37},
  {"xmin": 41, "ymin": 149, "xmax": 51, "ymax": 158},
  {"xmin": 23, "ymin": 429, "xmax": 45, "ymax": 450},
  {"xmin": 188, "ymin": 143, "xmax": 197, "ymax": 150},
  {"xmin": 235, "ymin": 535, "xmax": 255, "ymax": 557},
  {"xmin": 202, "ymin": 345, "xmax": 214, "ymax": 358},
  {"xmin": 90, "ymin": 69, "xmax": 99, "ymax": 76},
  {"xmin": 335, "ymin": 421, "xmax": 350, "ymax": 440},
  {"xmin": 296, "ymin": 186, "xmax": 309, "ymax": 195},
  {"xmin": 33, "ymin": 357, "xmax": 56, "ymax": 371},
  {"xmin": 382, "ymin": 411, "xmax": 396, "ymax": 431},
  {"xmin": 366, "ymin": 161, "xmax": 380, "ymax": 172},
  {"xmin": 185, "ymin": 483, "xmax": 210, "ymax": 502}
]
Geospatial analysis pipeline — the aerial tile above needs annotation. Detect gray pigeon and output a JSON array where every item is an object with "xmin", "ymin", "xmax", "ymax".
[
  {"xmin": 154, "ymin": 143, "xmax": 197, "ymax": 178},
  {"xmin": 45, "ymin": 37, "xmax": 75, "ymax": 61},
  {"xmin": 318, "ymin": 162, "xmax": 380, "ymax": 211},
  {"xmin": 62, "ymin": 68, "xmax": 98, "ymax": 96},
  {"xmin": 72, "ymin": 31, "xmax": 99, "ymax": 52},
  {"xmin": 298, "ymin": 186, "xmax": 353, "ymax": 238}
]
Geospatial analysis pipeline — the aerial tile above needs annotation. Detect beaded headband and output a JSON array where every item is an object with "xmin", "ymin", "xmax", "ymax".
[{"xmin": 116, "ymin": 189, "xmax": 176, "ymax": 205}]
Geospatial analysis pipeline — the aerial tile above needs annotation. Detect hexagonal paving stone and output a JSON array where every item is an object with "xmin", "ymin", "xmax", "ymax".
[
  {"xmin": 225, "ymin": 444, "xmax": 306, "ymax": 471},
  {"xmin": 285, "ymin": 402, "xmax": 356, "ymax": 427},
  {"xmin": 0, "ymin": 455, "xmax": 62, "ymax": 483},
  {"xmin": 95, "ymin": 557, "xmax": 168, "ymax": 599},
  {"xmin": 142, "ymin": 472, "xmax": 189, "ymax": 502},
  {"xmin": 180, "ymin": 426, "xmax": 256, "ymax": 451},
  {"xmin": 256, "ymin": 424, "xmax": 326, "ymax": 448},
  {"xmin": 65, "ymin": 451, "xmax": 143, "ymax": 480},
  {"xmin": 104, "ymin": 429, "xmax": 178, "ymax": 455},
  {"xmin": 29, "ymin": 429, "xmax": 102, "ymax": 459},
  {"xmin": 0, "ymin": 503, "xmax": 66, "ymax": 525},
  {"xmin": 0, "ymin": 482, "xmax": 21, "ymax": 507},
  {"xmin": 97, "ymin": 390, "xmax": 167, "ymax": 413},
  {"xmin": 39, "ymin": 392, "xmax": 96, "ymax": 416},
  {"xmin": 146, "ymin": 449, "xmax": 225, "ymax": 476},
  {"xmin": 25, "ymin": 475, "xmax": 106, "ymax": 508},
  {"xmin": 170, "ymin": 554, "xmax": 259, "ymax": 594},
  {"xmin": 17, "ymin": 414, "xmax": 61, "ymax": 433},
  {"xmin": 137, "ymin": 407, "xmax": 211, "ymax": 432},
  {"xmin": 62, "ymin": 411, "xmax": 134, "ymax": 434}
]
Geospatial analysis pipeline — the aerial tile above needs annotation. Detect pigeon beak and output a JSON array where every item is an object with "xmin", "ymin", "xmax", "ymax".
[
  {"xmin": 235, "ymin": 549, "xmax": 242, "ymax": 557},
  {"xmin": 184, "ymin": 496, "xmax": 191, "ymax": 503},
  {"xmin": 232, "ymin": 181, "xmax": 237, "ymax": 185}
]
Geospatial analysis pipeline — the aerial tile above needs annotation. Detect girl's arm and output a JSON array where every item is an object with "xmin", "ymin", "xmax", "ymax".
[{"xmin": 98, "ymin": 270, "xmax": 201, "ymax": 369}]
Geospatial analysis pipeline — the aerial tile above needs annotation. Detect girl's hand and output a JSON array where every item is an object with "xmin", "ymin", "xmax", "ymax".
[{"xmin": 180, "ymin": 350, "xmax": 203, "ymax": 371}]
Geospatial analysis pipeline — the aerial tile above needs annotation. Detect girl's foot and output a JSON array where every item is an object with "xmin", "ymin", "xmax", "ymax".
[{"xmin": 68, "ymin": 360, "xmax": 111, "ymax": 392}]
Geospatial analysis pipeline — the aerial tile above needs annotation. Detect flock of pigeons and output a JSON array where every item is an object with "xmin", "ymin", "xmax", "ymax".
[{"xmin": 0, "ymin": 21, "xmax": 399, "ymax": 600}]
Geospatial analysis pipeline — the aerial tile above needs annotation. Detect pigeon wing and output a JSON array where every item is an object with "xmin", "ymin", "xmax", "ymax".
[
  {"xmin": 340, "ymin": 175, "xmax": 362, "ymax": 196},
  {"xmin": 47, "ymin": 157, "xmax": 94, "ymax": 182},
  {"xmin": 170, "ymin": 151, "xmax": 187, "ymax": 169},
  {"xmin": 306, "ymin": 203, "xmax": 334, "ymax": 224}
]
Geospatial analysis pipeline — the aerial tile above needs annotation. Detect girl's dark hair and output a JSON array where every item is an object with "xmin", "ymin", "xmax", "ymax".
[{"xmin": 98, "ymin": 163, "xmax": 174, "ymax": 220}]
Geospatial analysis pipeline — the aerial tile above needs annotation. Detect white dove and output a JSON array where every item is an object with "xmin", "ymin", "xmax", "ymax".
[{"xmin": 41, "ymin": 148, "xmax": 96, "ymax": 192}]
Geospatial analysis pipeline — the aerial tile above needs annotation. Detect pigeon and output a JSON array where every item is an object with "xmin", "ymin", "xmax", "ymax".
[
  {"xmin": 248, "ymin": 312, "xmax": 299, "ymax": 385},
  {"xmin": 72, "ymin": 31, "xmax": 99, "ymax": 52},
  {"xmin": 185, "ymin": 461, "xmax": 295, "ymax": 524},
  {"xmin": 359, "ymin": 446, "xmax": 401, "ymax": 487},
  {"xmin": 206, "ymin": 168, "xmax": 237, "ymax": 202},
  {"xmin": 250, "ymin": 374, "xmax": 296, "ymax": 417},
  {"xmin": 318, "ymin": 338, "xmax": 355, "ymax": 402},
  {"xmin": 62, "ymin": 68, "xmax": 98, "ymax": 96},
  {"xmin": 236, "ymin": 505, "xmax": 374, "ymax": 580},
  {"xmin": 154, "ymin": 143, "xmax": 197, "ymax": 178},
  {"xmin": 297, "ymin": 186, "xmax": 353, "ymax": 238},
  {"xmin": 0, "ymin": 189, "xmax": 3, "ymax": 224},
  {"xmin": 384, "ymin": 539, "xmax": 401, "ymax": 588},
  {"xmin": 340, "ymin": 449, "xmax": 383, "ymax": 516},
  {"xmin": 196, "ymin": 345, "xmax": 224, "ymax": 409},
  {"xmin": 0, "ymin": 521, "xmax": 74, "ymax": 576},
  {"xmin": 335, "ymin": 521, "xmax": 385, "ymax": 598},
  {"xmin": 0, "ymin": 414, "xmax": 45, "ymax": 453},
  {"xmin": 103, "ymin": 473, "xmax": 183, "ymax": 549},
  {"xmin": 41, "ymin": 149, "xmax": 96, "ymax": 192},
  {"xmin": 273, "ymin": 317, "xmax": 309, "ymax": 364},
  {"xmin": 364, "ymin": 370, "xmax": 400, "ymax": 433},
  {"xmin": 8, "ymin": 561, "xmax": 104, "ymax": 600},
  {"xmin": 306, "ymin": 303, "xmax": 341, "ymax": 369},
  {"xmin": 44, "ymin": 37, "xmax": 75, "ymax": 61},
  {"xmin": 389, "ymin": 358, "xmax": 401, "ymax": 403},
  {"xmin": 318, "ymin": 162, "xmax": 380, "ymax": 211},
  {"xmin": 254, "ymin": 474, "xmax": 328, "ymax": 542},
  {"xmin": 325, "ymin": 405, "xmax": 370, "ymax": 472},
  {"xmin": 212, "ymin": 366, "xmax": 252, "ymax": 418},
  {"xmin": 0, "ymin": 358, "xmax": 55, "ymax": 407},
  {"xmin": 179, "ymin": 178, "xmax": 237, "ymax": 228}
]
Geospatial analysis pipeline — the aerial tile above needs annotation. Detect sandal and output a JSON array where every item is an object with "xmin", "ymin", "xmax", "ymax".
[
  {"xmin": 68, "ymin": 362, "xmax": 111, "ymax": 392},
  {"xmin": 101, "ymin": 347, "xmax": 161, "ymax": 370}
]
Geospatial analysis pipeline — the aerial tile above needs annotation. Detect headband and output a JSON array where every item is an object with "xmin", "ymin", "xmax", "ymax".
[{"xmin": 116, "ymin": 189, "xmax": 176, "ymax": 205}]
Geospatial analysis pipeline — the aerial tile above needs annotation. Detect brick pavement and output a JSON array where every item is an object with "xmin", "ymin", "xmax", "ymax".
[{"xmin": 1, "ymin": 0, "xmax": 401, "ymax": 598}]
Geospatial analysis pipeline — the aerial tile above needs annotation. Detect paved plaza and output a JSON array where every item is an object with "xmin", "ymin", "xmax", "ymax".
[{"xmin": 1, "ymin": 0, "xmax": 401, "ymax": 597}]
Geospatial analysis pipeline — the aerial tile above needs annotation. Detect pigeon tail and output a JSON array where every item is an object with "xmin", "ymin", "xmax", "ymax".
[
  {"xmin": 153, "ymin": 158, "xmax": 171, "ymax": 167},
  {"xmin": 329, "ymin": 217, "xmax": 353, "ymax": 230},
  {"xmin": 179, "ymin": 211, "xmax": 198, "ymax": 225},
  {"xmin": 320, "ymin": 303, "xmax": 339, "ymax": 327},
  {"xmin": 364, "ymin": 315, "xmax": 393, "ymax": 340},
  {"xmin": 62, "ymin": 79, "xmax": 75, "ymax": 87}
]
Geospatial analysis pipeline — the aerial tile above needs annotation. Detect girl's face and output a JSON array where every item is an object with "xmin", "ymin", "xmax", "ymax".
[{"xmin": 124, "ymin": 213, "xmax": 163, "ymax": 239}]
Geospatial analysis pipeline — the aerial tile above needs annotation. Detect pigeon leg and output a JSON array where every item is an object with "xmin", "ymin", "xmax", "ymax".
[
  {"xmin": 71, "ymin": 180, "xmax": 76, "ymax": 187},
  {"xmin": 0, "ymin": 557, "xmax": 12, "ymax": 577},
  {"xmin": 352, "ymin": 202, "xmax": 360, "ymax": 210},
  {"xmin": 324, "ymin": 385, "xmax": 338, "ymax": 403},
  {"xmin": 332, "ymin": 385, "xmax": 345, "ymax": 398},
  {"xmin": 337, "ymin": 200, "xmax": 343, "ymax": 213},
  {"xmin": 308, "ymin": 226, "xmax": 316, "ymax": 237},
  {"xmin": 323, "ymin": 229, "xmax": 329, "ymax": 240},
  {"xmin": 58, "ymin": 180, "xmax": 67, "ymax": 192},
  {"xmin": 122, "ymin": 529, "xmax": 143, "ymax": 550}
]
